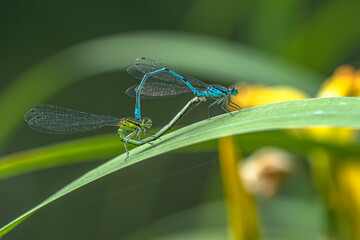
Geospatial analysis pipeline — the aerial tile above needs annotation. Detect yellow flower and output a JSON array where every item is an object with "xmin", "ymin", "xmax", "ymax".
[
  {"xmin": 317, "ymin": 65, "xmax": 359, "ymax": 98},
  {"xmin": 306, "ymin": 65, "xmax": 360, "ymax": 143},
  {"xmin": 219, "ymin": 65, "xmax": 360, "ymax": 239},
  {"xmin": 231, "ymin": 83, "xmax": 308, "ymax": 108}
]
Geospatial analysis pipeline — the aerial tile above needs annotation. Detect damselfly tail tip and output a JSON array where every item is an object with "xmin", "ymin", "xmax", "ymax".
[{"xmin": 142, "ymin": 118, "xmax": 152, "ymax": 128}]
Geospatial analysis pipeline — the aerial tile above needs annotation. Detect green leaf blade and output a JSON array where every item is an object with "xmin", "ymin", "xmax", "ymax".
[{"xmin": 1, "ymin": 97, "xmax": 360, "ymax": 237}]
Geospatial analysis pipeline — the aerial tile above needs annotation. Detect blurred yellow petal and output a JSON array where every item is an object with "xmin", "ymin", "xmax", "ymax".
[
  {"xmin": 317, "ymin": 65, "xmax": 358, "ymax": 98},
  {"xmin": 218, "ymin": 136, "xmax": 260, "ymax": 240},
  {"xmin": 337, "ymin": 161, "xmax": 360, "ymax": 239},
  {"xmin": 231, "ymin": 83, "xmax": 309, "ymax": 108},
  {"xmin": 307, "ymin": 127, "xmax": 356, "ymax": 144},
  {"xmin": 305, "ymin": 65, "xmax": 359, "ymax": 143},
  {"xmin": 355, "ymin": 71, "xmax": 360, "ymax": 97}
]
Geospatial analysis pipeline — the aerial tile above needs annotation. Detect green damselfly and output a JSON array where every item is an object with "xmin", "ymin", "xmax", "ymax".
[{"xmin": 24, "ymin": 97, "xmax": 205, "ymax": 159}]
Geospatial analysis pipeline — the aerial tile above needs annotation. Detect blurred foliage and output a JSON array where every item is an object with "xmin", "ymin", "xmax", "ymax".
[{"xmin": 1, "ymin": 0, "xmax": 360, "ymax": 239}]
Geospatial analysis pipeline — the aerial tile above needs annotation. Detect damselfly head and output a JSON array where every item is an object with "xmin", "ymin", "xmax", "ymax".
[
  {"xmin": 142, "ymin": 118, "xmax": 152, "ymax": 128},
  {"xmin": 228, "ymin": 87, "xmax": 238, "ymax": 95}
]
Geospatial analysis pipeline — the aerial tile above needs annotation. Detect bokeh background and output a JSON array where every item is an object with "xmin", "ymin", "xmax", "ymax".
[{"xmin": 1, "ymin": 0, "xmax": 360, "ymax": 239}]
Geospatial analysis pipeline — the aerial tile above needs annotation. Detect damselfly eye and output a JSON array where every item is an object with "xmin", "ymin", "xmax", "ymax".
[
  {"xmin": 229, "ymin": 87, "xmax": 238, "ymax": 94},
  {"xmin": 143, "ymin": 118, "xmax": 153, "ymax": 127}
]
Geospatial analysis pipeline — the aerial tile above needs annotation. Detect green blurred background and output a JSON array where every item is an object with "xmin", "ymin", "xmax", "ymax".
[{"xmin": 1, "ymin": 0, "xmax": 360, "ymax": 239}]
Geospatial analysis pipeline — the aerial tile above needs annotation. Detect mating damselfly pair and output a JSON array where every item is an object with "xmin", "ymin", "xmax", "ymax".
[{"xmin": 25, "ymin": 57, "xmax": 240, "ymax": 159}]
